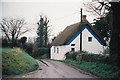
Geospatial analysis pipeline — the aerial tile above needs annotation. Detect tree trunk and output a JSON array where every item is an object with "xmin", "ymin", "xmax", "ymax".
[
  {"xmin": 109, "ymin": 2, "xmax": 120, "ymax": 67},
  {"xmin": 11, "ymin": 34, "xmax": 15, "ymax": 48}
]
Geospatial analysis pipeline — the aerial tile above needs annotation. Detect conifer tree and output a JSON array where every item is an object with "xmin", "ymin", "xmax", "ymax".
[{"xmin": 36, "ymin": 15, "xmax": 49, "ymax": 48}]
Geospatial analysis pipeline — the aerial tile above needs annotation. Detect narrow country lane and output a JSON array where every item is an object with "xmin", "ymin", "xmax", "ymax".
[{"xmin": 14, "ymin": 59, "xmax": 98, "ymax": 78}]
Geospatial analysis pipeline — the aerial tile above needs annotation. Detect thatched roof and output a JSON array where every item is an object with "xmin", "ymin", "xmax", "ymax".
[{"xmin": 52, "ymin": 15, "xmax": 106, "ymax": 46}]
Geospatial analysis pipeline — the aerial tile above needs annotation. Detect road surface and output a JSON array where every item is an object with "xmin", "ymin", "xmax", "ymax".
[{"xmin": 15, "ymin": 59, "xmax": 98, "ymax": 78}]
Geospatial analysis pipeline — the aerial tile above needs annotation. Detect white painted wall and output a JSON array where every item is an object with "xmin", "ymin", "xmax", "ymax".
[
  {"xmin": 69, "ymin": 28, "xmax": 104, "ymax": 54},
  {"xmin": 69, "ymin": 34, "xmax": 80, "ymax": 51},
  {"xmin": 51, "ymin": 45, "xmax": 70, "ymax": 60},
  {"xmin": 82, "ymin": 28, "xmax": 103, "ymax": 54},
  {"xmin": 51, "ymin": 27, "xmax": 104, "ymax": 60}
]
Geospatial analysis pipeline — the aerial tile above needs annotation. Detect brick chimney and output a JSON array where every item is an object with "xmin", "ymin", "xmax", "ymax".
[{"xmin": 82, "ymin": 15, "xmax": 87, "ymax": 22}]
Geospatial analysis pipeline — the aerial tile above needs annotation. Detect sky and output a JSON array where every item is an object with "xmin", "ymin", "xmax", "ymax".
[{"xmin": 0, "ymin": 0, "xmax": 98, "ymax": 41}]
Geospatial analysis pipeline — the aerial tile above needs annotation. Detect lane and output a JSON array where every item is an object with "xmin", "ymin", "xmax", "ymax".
[{"xmin": 15, "ymin": 59, "xmax": 98, "ymax": 78}]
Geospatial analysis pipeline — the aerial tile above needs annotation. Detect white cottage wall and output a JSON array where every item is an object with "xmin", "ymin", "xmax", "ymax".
[
  {"xmin": 69, "ymin": 35, "xmax": 80, "ymax": 51},
  {"xmin": 69, "ymin": 28, "xmax": 103, "ymax": 54},
  {"xmin": 82, "ymin": 28, "xmax": 103, "ymax": 54},
  {"xmin": 51, "ymin": 45, "xmax": 70, "ymax": 60}
]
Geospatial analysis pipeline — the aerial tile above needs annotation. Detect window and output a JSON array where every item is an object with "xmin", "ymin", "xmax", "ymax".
[
  {"xmin": 71, "ymin": 48, "xmax": 75, "ymax": 51},
  {"xmin": 88, "ymin": 37, "xmax": 92, "ymax": 42},
  {"xmin": 71, "ymin": 44, "xmax": 75, "ymax": 46},
  {"xmin": 57, "ymin": 48, "xmax": 59, "ymax": 53},
  {"xmin": 54, "ymin": 47, "xmax": 56, "ymax": 53}
]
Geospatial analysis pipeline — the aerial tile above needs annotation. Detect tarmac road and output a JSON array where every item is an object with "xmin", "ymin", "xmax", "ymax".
[{"xmin": 15, "ymin": 59, "xmax": 99, "ymax": 78}]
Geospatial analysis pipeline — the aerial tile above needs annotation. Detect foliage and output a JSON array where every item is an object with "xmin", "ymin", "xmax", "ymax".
[
  {"xmin": 24, "ymin": 42, "xmax": 34, "ymax": 56},
  {"xmin": 109, "ymin": 2, "xmax": 120, "ymax": 67},
  {"xmin": 18, "ymin": 36, "xmax": 27, "ymax": 49},
  {"xmin": 2, "ymin": 38, "xmax": 9, "ymax": 47},
  {"xmin": 35, "ymin": 15, "xmax": 50, "ymax": 57},
  {"xmin": 0, "ymin": 49, "xmax": 1, "ymax": 77},
  {"xmin": 66, "ymin": 51, "xmax": 108, "ymax": 63},
  {"xmin": 2, "ymin": 48, "xmax": 38, "ymax": 75},
  {"xmin": 76, "ymin": 53, "xmax": 108, "ymax": 63},
  {"xmin": 102, "ymin": 47, "xmax": 109, "ymax": 55},
  {"xmin": 0, "ymin": 18, "xmax": 30, "ymax": 47},
  {"xmin": 62, "ymin": 59, "xmax": 120, "ymax": 79},
  {"xmin": 36, "ymin": 15, "xmax": 49, "ymax": 48},
  {"xmin": 93, "ymin": 11, "xmax": 112, "ymax": 43},
  {"xmin": 66, "ymin": 51, "xmax": 78, "ymax": 60},
  {"xmin": 1, "ymin": 36, "xmax": 27, "ymax": 48},
  {"xmin": 33, "ymin": 47, "xmax": 50, "ymax": 58}
]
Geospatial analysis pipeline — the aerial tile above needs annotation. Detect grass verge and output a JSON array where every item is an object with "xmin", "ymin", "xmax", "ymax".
[
  {"xmin": 59, "ymin": 59, "xmax": 120, "ymax": 79},
  {"xmin": 2, "ymin": 48, "xmax": 39, "ymax": 75}
]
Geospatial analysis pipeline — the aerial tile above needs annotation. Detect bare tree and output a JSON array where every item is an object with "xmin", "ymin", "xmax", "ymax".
[
  {"xmin": 0, "ymin": 17, "xmax": 29, "ymax": 47},
  {"xmin": 84, "ymin": 0, "xmax": 111, "ymax": 17}
]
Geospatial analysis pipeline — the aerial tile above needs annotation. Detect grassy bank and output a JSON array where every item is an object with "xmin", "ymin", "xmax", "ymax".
[
  {"xmin": 2, "ymin": 48, "xmax": 39, "ymax": 75},
  {"xmin": 60, "ymin": 59, "xmax": 120, "ymax": 79},
  {"xmin": 0, "ymin": 48, "xmax": 2, "ymax": 78}
]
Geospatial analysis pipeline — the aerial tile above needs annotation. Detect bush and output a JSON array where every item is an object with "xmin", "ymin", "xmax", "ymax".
[
  {"xmin": 76, "ymin": 51, "xmax": 88, "ymax": 61},
  {"xmin": 2, "ymin": 38, "xmax": 9, "ymax": 47},
  {"xmin": 24, "ymin": 43, "xmax": 34, "ymax": 56},
  {"xmin": 102, "ymin": 47, "xmax": 109, "ymax": 55},
  {"xmin": 33, "ymin": 47, "xmax": 50, "ymax": 58},
  {"xmin": 66, "ymin": 51, "xmax": 108, "ymax": 63},
  {"xmin": 66, "ymin": 51, "xmax": 78, "ymax": 60},
  {"xmin": 76, "ymin": 53, "xmax": 108, "ymax": 62}
]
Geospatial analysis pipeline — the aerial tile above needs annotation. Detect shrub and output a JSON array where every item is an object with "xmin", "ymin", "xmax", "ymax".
[
  {"xmin": 33, "ymin": 47, "xmax": 50, "ymax": 58},
  {"xmin": 66, "ymin": 51, "xmax": 78, "ymax": 60},
  {"xmin": 18, "ymin": 36, "xmax": 27, "ymax": 48},
  {"xmin": 66, "ymin": 50, "xmax": 108, "ymax": 63},
  {"xmin": 102, "ymin": 47, "xmax": 109, "ymax": 55},
  {"xmin": 2, "ymin": 38, "xmax": 9, "ymax": 47},
  {"xmin": 24, "ymin": 43, "xmax": 34, "ymax": 56},
  {"xmin": 76, "ymin": 53, "xmax": 108, "ymax": 62},
  {"xmin": 76, "ymin": 54, "xmax": 82, "ymax": 61}
]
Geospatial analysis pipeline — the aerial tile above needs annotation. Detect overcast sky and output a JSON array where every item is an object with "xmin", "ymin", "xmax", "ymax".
[{"xmin": 0, "ymin": 0, "xmax": 98, "ymax": 41}]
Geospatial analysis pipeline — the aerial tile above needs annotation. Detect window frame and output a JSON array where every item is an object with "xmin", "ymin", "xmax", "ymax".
[
  {"xmin": 71, "ymin": 48, "xmax": 75, "ymax": 52},
  {"xmin": 88, "ymin": 37, "xmax": 92, "ymax": 42},
  {"xmin": 71, "ymin": 44, "xmax": 75, "ymax": 46},
  {"xmin": 54, "ymin": 47, "xmax": 56, "ymax": 53},
  {"xmin": 57, "ymin": 48, "xmax": 59, "ymax": 53}
]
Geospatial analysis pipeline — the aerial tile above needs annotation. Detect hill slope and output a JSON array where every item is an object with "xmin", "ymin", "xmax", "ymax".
[{"xmin": 2, "ymin": 48, "xmax": 38, "ymax": 75}]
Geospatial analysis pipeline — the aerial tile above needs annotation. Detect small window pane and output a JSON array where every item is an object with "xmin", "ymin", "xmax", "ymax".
[
  {"xmin": 54, "ymin": 47, "xmax": 56, "ymax": 53},
  {"xmin": 71, "ymin": 48, "xmax": 75, "ymax": 51},
  {"xmin": 71, "ymin": 44, "xmax": 75, "ymax": 46},
  {"xmin": 57, "ymin": 48, "xmax": 59, "ymax": 53},
  {"xmin": 88, "ymin": 37, "xmax": 92, "ymax": 42}
]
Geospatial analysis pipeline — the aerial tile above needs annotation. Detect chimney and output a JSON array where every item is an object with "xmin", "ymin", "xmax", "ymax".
[{"xmin": 82, "ymin": 15, "xmax": 87, "ymax": 22}]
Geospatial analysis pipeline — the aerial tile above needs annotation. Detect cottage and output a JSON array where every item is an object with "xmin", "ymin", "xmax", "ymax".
[{"xmin": 51, "ymin": 15, "xmax": 106, "ymax": 60}]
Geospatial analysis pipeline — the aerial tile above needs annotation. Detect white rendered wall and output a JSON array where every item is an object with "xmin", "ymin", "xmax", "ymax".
[
  {"xmin": 82, "ymin": 28, "xmax": 103, "ymax": 54},
  {"xmin": 67, "ymin": 28, "xmax": 103, "ymax": 54},
  {"xmin": 51, "ymin": 45, "xmax": 70, "ymax": 60},
  {"xmin": 69, "ymin": 34, "xmax": 80, "ymax": 51}
]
